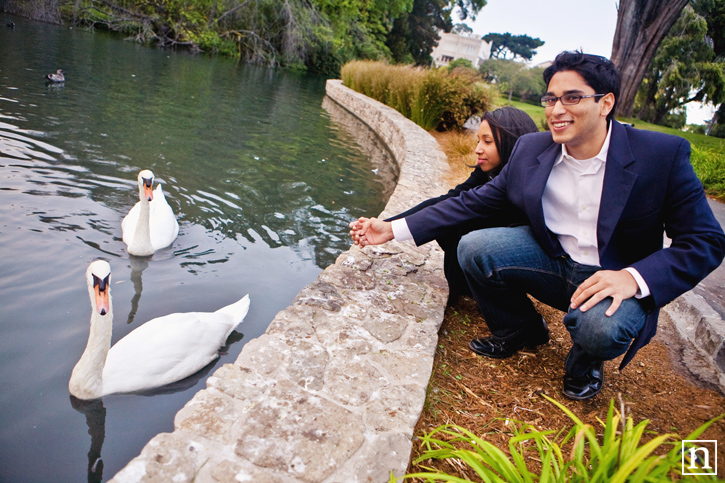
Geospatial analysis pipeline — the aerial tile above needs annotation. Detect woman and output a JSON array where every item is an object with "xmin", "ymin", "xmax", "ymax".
[{"xmin": 358, "ymin": 106, "xmax": 539, "ymax": 301}]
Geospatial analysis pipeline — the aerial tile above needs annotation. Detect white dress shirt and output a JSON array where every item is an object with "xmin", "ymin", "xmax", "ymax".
[{"xmin": 391, "ymin": 123, "xmax": 650, "ymax": 297}]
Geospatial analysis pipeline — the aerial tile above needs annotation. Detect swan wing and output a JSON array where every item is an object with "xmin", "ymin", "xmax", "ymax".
[
  {"xmin": 149, "ymin": 184, "xmax": 179, "ymax": 249},
  {"xmin": 214, "ymin": 294, "xmax": 250, "ymax": 335},
  {"xmin": 101, "ymin": 310, "xmax": 240, "ymax": 395}
]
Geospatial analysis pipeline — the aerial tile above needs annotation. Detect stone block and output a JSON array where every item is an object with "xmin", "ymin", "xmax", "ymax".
[
  {"xmin": 695, "ymin": 318, "xmax": 724, "ymax": 356},
  {"xmin": 361, "ymin": 311, "xmax": 411, "ymax": 344},
  {"xmin": 211, "ymin": 459, "xmax": 306, "ymax": 483},
  {"xmin": 110, "ymin": 433, "xmax": 210, "ymax": 483},
  {"xmin": 404, "ymin": 319, "xmax": 440, "ymax": 353},
  {"xmin": 174, "ymin": 389, "xmax": 237, "ymax": 442},
  {"xmin": 363, "ymin": 384, "xmax": 426, "ymax": 432},
  {"xmin": 284, "ymin": 339, "xmax": 330, "ymax": 391},
  {"xmin": 206, "ymin": 363, "xmax": 274, "ymax": 400},
  {"xmin": 294, "ymin": 281, "xmax": 344, "ymax": 312},
  {"xmin": 341, "ymin": 288, "xmax": 397, "ymax": 315},
  {"xmin": 235, "ymin": 380, "xmax": 365, "ymax": 483},
  {"xmin": 336, "ymin": 251, "xmax": 373, "ymax": 271},
  {"xmin": 323, "ymin": 356, "xmax": 388, "ymax": 406},
  {"xmin": 266, "ymin": 304, "xmax": 318, "ymax": 340},
  {"xmin": 367, "ymin": 349, "xmax": 434, "ymax": 387},
  {"xmin": 234, "ymin": 334, "xmax": 291, "ymax": 375},
  {"xmin": 323, "ymin": 432, "xmax": 413, "ymax": 483},
  {"xmin": 311, "ymin": 310, "xmax": 382, "ymax": 356},
  {"xmin": 318, "ymin": 263, "xmax": 376, "ymax": 291}
]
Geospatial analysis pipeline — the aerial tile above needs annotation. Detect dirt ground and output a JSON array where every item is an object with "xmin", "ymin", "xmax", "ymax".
[
  {"xmin": 407, "ymin": 131, "xmax": 725, "ymax": 480},
  {"xmin": 407, "ymin": 296, "xmax": 725, "ymax": 479}
]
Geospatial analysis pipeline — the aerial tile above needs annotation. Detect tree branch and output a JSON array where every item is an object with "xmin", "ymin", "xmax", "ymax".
[
  {"xmin": 97, "ymin": 0, "xmax": 153, "ymax": 22},
  {"xmin": 215, "ymin": 0, "xmax": 254, "ymax": 25}
]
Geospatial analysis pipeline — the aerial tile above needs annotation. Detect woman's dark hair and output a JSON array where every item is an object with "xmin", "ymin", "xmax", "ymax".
[
  {"xmin": 543, "ymin": 51, "xmax": 620, "ymax": 121},
  {"xmin": 482, "ymin": 106, "xmax": 539, "ymax": 175}
]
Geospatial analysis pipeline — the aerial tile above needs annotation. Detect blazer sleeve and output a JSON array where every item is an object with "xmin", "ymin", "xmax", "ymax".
[
  {"xmin": 628, "ymin": 138, "xmax": 725, "ymax": 307},
  {"xmin": 385, "ymin": 167, "xmax": 491, "ymax": 221},
  {"xmin": 403, "ymin": 160, "xmax": 524, "ymax": 246}
]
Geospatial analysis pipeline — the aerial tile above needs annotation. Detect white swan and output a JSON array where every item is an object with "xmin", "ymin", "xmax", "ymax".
[
  {"xmin": 122, "ymin": 170, "xmax": 179, "ymax": 256},
  {"xmin": 69, "ymin": 260, "xmax": 250, "ymax": 400}
]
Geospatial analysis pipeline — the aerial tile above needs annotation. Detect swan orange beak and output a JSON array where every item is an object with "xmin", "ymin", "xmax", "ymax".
[
  {"xmin": 93, "ymin": 275, "xmax": 110, "ymax": 316},
  {"xmin": 143, "ymin": 179, "xmax": 154, "ymax": 202}
]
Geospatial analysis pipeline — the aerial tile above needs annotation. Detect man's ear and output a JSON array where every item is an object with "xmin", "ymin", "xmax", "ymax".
[{"xmin": 600, "ymin": 92, "xmax": 615, "ymax": 118}]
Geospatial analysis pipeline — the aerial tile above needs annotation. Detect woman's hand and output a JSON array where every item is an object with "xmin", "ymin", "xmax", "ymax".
[{"xmin": 349, "ymin": 217, "xmax": 394, "ymax": 246}]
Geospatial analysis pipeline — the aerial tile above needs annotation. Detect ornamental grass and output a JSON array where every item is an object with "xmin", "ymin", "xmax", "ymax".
[{"xmin": 340, "ymin": 60, "xmax": 496, "ymax": 131}]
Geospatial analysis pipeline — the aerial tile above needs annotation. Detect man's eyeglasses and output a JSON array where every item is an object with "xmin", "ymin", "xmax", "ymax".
[{"xmin": 540, "ymin": 94, "xmax": 605, "ymax": 107}]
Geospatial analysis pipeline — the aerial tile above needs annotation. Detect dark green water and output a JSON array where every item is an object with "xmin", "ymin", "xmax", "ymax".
[{"xmin": 0, "ymin": 14, "xmax": 391, "ymax": 482}]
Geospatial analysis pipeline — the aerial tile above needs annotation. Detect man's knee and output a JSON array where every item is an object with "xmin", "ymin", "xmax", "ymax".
[
  {"xmin": 457, "ymin": 230, "xmax": 490, "ymax": 275},
  {"xmin": 565, "ymin": 302, "xmax": 644, "ymax": 360},
  {"xmin": 458, "ymin": 227, "xmax": 518, "ymax": 270}
]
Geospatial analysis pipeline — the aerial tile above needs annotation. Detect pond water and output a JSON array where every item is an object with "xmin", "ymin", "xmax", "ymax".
[{"xmin": 0, "ymin": 14, "xmax": 392, "ymax": 482}]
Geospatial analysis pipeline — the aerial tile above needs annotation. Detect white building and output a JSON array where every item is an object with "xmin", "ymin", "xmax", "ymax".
[{"xmin": 431, "ymin": 32, "xmax": 491, "ymax": 69}]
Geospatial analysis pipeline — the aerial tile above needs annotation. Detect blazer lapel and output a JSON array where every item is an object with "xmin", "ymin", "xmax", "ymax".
[
  {"xmin": 524, "ymin": 141, "xmax": 561, "ymax": 253},
  {"xmin": 597, "ymin": 122, "xmax": 638, "ymax": 259}
]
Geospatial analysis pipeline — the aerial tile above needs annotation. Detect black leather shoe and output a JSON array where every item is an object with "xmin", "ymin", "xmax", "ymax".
[
  {"xmin": 562, "ymin": 348, "xmax": 604, "ymax": 400},
  {"xmin": 468, "ymin": 318, "xmax": 549, "ymax": 359}
]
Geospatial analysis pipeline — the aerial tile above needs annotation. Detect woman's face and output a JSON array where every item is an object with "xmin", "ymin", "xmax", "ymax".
[{"xmin": 475, "ymin": 120, "xmax": 501, "ymax": 172}]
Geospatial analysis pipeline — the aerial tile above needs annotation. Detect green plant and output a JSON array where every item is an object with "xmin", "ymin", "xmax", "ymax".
[
  {"xmin": 691, "ymin": 145, "xmax": 725, "ymax": 201},
  {"xmin": 391, "ymin": 395, "xmax": 725, "ymax": 482},
  {"xmin": 341, "ymin": 60, "xmax": 495, "ymax": 131}
]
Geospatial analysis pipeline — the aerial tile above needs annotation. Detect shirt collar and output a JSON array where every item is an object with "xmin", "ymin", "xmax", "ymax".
[{"xmin": 555, "ymin": 121, "xmax": 613, "ymax": 166}]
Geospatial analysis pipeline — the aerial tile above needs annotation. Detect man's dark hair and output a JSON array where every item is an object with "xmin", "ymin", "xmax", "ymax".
[{"xmin": 543, "ymin": 51, "xmax": 620, "ymax": 121}]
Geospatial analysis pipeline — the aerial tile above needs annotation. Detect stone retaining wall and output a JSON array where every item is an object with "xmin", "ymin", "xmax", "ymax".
[{"xmin": 110, "ymin": 79, "xmax": 453, "ymax": 483}]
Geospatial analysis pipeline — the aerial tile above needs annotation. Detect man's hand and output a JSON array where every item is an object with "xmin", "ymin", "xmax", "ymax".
[
  {"xmin": 570, "ymin": 270, "xmax": 639, "ymax": 316},
  {"xmin": 349, "ymin": 217, "xmax": 394, "ymax": 246}
]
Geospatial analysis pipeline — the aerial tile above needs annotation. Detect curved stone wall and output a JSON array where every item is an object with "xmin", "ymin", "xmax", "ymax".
[{"xmin": 110, "ymin": 79, "xmax": 453, "ymax": 483}]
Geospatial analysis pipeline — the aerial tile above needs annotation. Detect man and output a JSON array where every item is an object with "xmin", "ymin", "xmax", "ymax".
[{"xmin": 349, "ymin": 51, "xmax": 725, "ymax": 400}]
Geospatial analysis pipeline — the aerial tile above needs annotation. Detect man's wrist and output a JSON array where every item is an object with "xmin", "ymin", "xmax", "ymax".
[
  {"xmin": 624, "ymin": 267, "xmax": 650, "ymax": 299},
  {"xmin": 391, "ymin": 218, "xmax": 412, "ymax": 241}
]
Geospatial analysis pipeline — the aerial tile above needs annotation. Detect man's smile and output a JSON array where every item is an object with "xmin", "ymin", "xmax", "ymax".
[{"xmin": 551, "ymin": 121, "xmax": 573, "ymax": 129}]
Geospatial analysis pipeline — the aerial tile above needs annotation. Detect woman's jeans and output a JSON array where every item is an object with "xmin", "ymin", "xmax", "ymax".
[{"xmin": 457, "ymin": 226, "xmax": 647, "ymax": 361}]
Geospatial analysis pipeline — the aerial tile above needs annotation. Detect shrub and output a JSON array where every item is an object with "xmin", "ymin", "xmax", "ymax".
[
  {"xmin": 391, "ymin": 395, "xmax": 725, "ymax": 482},
  {"xmin": 341, "ymin": 60, "xmax": 496, "ymax": 131},
  {"xmin": 691, "ymin": 145, "xmax": 725, "ymax": 201}
]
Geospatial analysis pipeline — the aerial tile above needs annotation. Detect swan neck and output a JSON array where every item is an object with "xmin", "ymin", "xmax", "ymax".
[
  {"xmin": 131, "ymin": 197, "xmax": 153, "ymax": 255},
  {"xmin": 69, "ymin": 306, "xmax": 113, "ymax": 399}
]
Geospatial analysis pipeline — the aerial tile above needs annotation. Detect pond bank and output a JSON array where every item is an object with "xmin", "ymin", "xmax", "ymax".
[{"xmin": 110, "ymin": 80, "xmax": 454, "ymax": 482}]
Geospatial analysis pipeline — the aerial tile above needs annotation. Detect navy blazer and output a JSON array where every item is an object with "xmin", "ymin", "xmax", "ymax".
[
  {"xmin": 386, "ymin": 166, "xmax": 493, "ymax": 221},
  {"xmin": 405, "ymin": 121, "xmax": 725, "ymax": 368}
]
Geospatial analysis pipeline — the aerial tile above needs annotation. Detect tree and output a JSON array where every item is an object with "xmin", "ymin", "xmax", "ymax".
[
  {"xmin": 693, "ymin": 0, "xmax": 725, "ymax": 57},
  {"xmin": 479, "ymin": 58, "xmax": 545, "ymax": 102},
  {"xmin": 452, "ymin": 22, "xmax": 473, "ymax": 35},
  {"xmin": 448, "ymin": 57, "xmax": 475, "ymax": 70},
  {"xmin": 311, "ymin": 0, "xmax": 414, "ymax": 70},
  {"xmin": 610, "ymin": 0, "xmax": 690, "ymax": 117},
  {"xmin": 692, "ymin": 0, "xmax": 725, "ymax": 136},
  {"xmin": 482, "ymin": 32, "xmax": 544, "ymax": 61},
  {"xmin": 634, "ymin": 5, "xmax": 725, "ymax": 126},
  {"xmin": 386, "ymin": 0, "xmax": 486, "ymax": 65}
]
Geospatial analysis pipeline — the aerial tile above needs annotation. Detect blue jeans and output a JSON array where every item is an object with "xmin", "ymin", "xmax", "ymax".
[{"xmin": 457, "ymin": 226, "xmax": 647, "ymax": 361}]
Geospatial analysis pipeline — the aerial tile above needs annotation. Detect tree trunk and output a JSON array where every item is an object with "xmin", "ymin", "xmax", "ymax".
[
  {"xmin": 610, "ymin": 0, "xmax": 689, "ymax": 118},
  {"xmin": 706, "ymin": 108, "xmax": 719, "ymax": 135}
]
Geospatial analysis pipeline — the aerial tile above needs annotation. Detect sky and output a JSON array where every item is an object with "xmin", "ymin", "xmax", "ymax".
[
  {"xmin": 466, "ymin": 0, "xmax": 715, "ymax": 124},
  {"xmin": 468, "ymin": 0, "xmax": 619, "ymax": 65}
]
